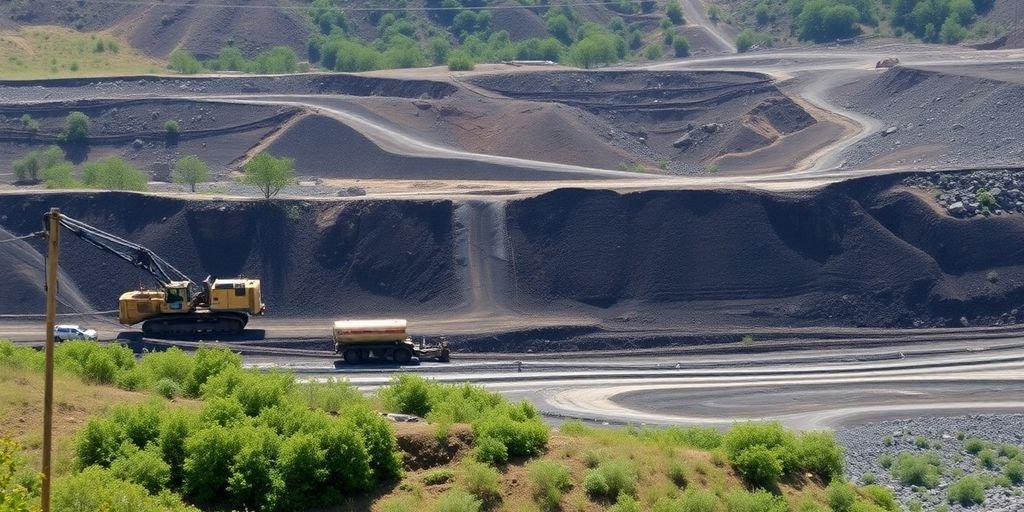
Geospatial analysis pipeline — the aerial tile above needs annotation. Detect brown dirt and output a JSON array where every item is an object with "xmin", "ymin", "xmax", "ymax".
[{"xmin": 394, "ymin": 422, "xmax": 473, "ymax": 471}]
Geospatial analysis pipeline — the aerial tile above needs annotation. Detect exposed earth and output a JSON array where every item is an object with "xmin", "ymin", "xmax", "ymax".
[{"xmin": 2, "ymin": 14, "xmax": 1024, "ymax": 490}]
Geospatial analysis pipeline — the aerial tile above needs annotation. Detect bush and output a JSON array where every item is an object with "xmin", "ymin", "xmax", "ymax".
[
  {"xmin": 948, "ymin": 475, "xmax": 985, "ymax": 506},
  {"xmin": 110, "ymin": 444, "xmax": 171, "ymax": 494},
  {"xmin": 82, "ymin": 156, "xmax": 148, "ymax": 191},
  {"xmin": 424, "ymin": 468, "xmax": 455, "ymax": 485},
  {"xmin": 436, "ymin": 488, "xmax": 482, "ymax": 512},
  {"xmin": 463, "ymin": 460, "xmax": 501, "ymax": 502},
  {"xmin": 472, "ymin": 436, "xmax": 508, "ymax": 465},
  {"xmin": 608, "ymin": 492, "xmax": 641, "ymax": 512},
  {"xmin": 978, "ymin": 448, "xmax": 998, "ymax": 469},
  {"xmin": 472, "ymin": 402, "xmax": 549, "ymax": 457},
  {"xmin": 344, "ymin": 405, "xmax": 402, "ymax": 481},
  {"xmin": 1, "ymin": 437, "xmax": 36, "ymax": 511},
  {"xmin": 225, "ymin": 425, "xmax": 281, "ymax": 510},
  {"xmin": 735, "ymin": 29, "xmax": 772, "ymax": 52},
  {"xmin": 635, "ymin": 426, "xmax": 723, "ymax": 450},
  {"xmin": 723, "ymin": 422, "xmax": 794, "ymax": 460},
  {"xmin": 61, "ymin": 111, "xmax": 91, "ymax": 142},
  {"xmin": 164, "ymin": 119, "xmax": 180, "ymax": 137},
  {"xmin": 529, "ymin": 460, "xmax": 570, "ymax": 510},
  {"xmin": 447, "ymin": 50, "xmax": 475, "ymax": 71},
  {"xmin": 861, "ymin": 485, "xmax": 899, "ymax": 511},
  {"xmin": 568, "ymin": 33, "xmax": 622, "ymax": 68},
  {"xmin": 379, "ymin": 374, "xmax": 434, "ymax": 417},
  {"xmin": 158, "ymin": 409, "xmax": 195, "ymax": 485},
  {"xmin": 964, "ymin": 438, "xmax": 988, "ymax": 454},
  {"xmin": 794, "ymin": 431, "xmax": 844, "ymax": 481},
  {"xmin": 724, "ymin": 488, "xmax": 786, "ymax": 512},
  {"xmin": 584, "ymin": 459, "xmax": 634, "ymax": 499},
  {"xmin": 155, "ymin": 378, "xmax": 183, "ymax": 398},
  {"xmin": 644, "ymin": 44, "xmax": 663, "ymax": 60},
  {"xmin": 673, "ymin": 487, "xmax": 720, "ymax": 512},
  {"xmin": 20, "ymin": 113, "xmax": 40, "ymax": 133},
  {"xmin": 170, "ymin": 50, "xmax": 202, "ymax": 74},
  {"xmin": 13, "ymin": 145, "xmax": 65, "ymax": 182},
  {"xmin": 54, "ymin": 466, "xmax": 196, "ymax": 512},
  {"xmin": 186, "ymin": 346, "xmax": 241, "ymax": 396},
  {"xmin": 666, "ymin": 0, "xmax": 684, "ymax": 24},
  {"xmin": 998, "ymin": 443, "xmax": 1020, "ymax": 459},
  {"xmin": 733, "ymin": 444, "xmax": 784, "ymax": 488},
  {"xmin": 673, "ymin": 36, "xmax": 690, "ymax": 57},
  {"xmin": 879, "ymin": 453, "xmax": 893, "ymax": 468},
  {"xmin": 892, "ymin": 452, "xmax": 941, "ymax": 488},
  {"xmin": 1004, "ymin": 460, "xmax": 1024, "ymax": 484},
  {"xmin": 43, "ymin": 162, "xmax": 80, "ymax": 189},
  {"xmin": 182, "ymin": 425, "xmax": 244, "ymax": 504},
  {"xmin": 249, "ymin": 46, "xmax": 299, "ymax": 74},
  {"xmin": 826, "ymin": 481, "xmax": 857, "ymax": 512}
]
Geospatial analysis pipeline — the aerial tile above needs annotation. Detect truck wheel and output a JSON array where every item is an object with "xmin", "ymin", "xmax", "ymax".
[
  {"xmin": 393, "ymin": 347, "xmax": 412, "ymax": 364},
  {"xmin": 438, "ymin": 350, "xmax": 450, "ymax": 363},
  {"xmin": 343, "ymin": 349, "xmax": 361, "ymax": 364}
]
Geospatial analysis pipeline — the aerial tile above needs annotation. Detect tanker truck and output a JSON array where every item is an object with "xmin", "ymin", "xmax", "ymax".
[{"xmin": 333, "ymin": 319, "xmax": 450, "ymax": 364}]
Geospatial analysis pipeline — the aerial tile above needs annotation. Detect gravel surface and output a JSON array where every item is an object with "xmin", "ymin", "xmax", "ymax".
[
  {"xmin": 903, "ymin": 169, "xmax": 1024, "ymax": 219},
  {"xmin": 838, "ymin": 415, "xmax": 1024, "ymax": 511},
  {"xmin": 834, "ymin": 66, "xmax": 1024, "ymax": 170}
]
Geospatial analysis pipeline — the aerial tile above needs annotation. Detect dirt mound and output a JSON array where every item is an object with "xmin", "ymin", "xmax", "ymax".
[
  {"xmin": 0, "ymin": 193, "xmax": 462, "ymax": 319},
  {"xmin": 835, "ymin": 66, "xmax": 1024, "ymax": 170},
  {"xmin": 0, "ymin": 227, "xmax": 94, "ymax": 315},
  {"xmin": 981, "ymin": 0, "xmax": 1024, "ymax": 49},
  {"xmin": 266, "ymin": 113, "xmax": 617, "ymax": 180},
  {"xmin": 504, "ymin": 174, "xmax": 1024, "ymax": 327},
  {"xmin": 469, "ymin": 70, "xmax": 818, "ymax": 172}
]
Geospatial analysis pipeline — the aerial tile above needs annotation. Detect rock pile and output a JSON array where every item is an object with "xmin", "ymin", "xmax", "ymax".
[{"xmin": 903, "ymin": 170, "xmax": 1024, "ymax": 218}]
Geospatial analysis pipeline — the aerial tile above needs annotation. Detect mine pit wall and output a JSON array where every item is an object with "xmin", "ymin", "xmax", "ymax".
[
  {"xmin": 0, "ymin": 193, "xmax": 463, "ymax": 319},
  {"xmin": 3, "ymin": 174, "xmax": 1024, "ymax": 328}
]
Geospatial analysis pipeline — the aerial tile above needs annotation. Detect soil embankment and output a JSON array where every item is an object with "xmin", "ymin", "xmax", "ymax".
[{"xmin": 2, "ymin": 172, "xmax": 1023, "ymax": 338}]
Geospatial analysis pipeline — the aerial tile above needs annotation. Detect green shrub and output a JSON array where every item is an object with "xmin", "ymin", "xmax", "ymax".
[
  {"xmin": 241, "ymin": 151, "xmax": 297, "ymax": 199},
  {"xmin": 249, "ymin": 46, "xmax": 299, "ymax": 74},
  {"xmin": 667, "ymin": 0, "xmax": 684, "ymax": 24},
  {"xmin": 447, "ymin": 50, "xmax": 475, "ymax": 71},
  {"xmin": 892, "ymin": 452, "xmax": 941, "ymax": 488},
  {"xmin": 54, "ymin": 466, "xmax": 197, "ymax": 512},
  {"xmin": 158, "ymin": 409, "xmax": 195, "ymax": 485},
  {"xmin": 109, "ymin": 444, "xmax": 171, "ymax": 494},
  {"xmin": 674, "ymin": 487, "xmax": 719, "ymax": 512},
  {"xmin": 75, "ymin": 417, "xmax": 125, "ymax": 468},
  {"xmin": 735, "ymin": 29, "xmax": 772, "ymax": 52},
  {"xmin": 0, "ymin": 437, "xmax": 36, "ymax": 511},
  {"xmin": 861, "ymin": 484, "xmax": 898, "ymax": 511},
  {"xmin": 826, "ymin": 481, "xmax": 856, "ymax": 512},
  {"xmin": 55, "ymin": 340, "xmax": 135, "ymax": 385},
  {"xmin": 584, "ymin": 459, "xmax": 634, "ymax": 499},
  {"xmin": 879, "ymin": 453, "xmax": 893, "ymax": 468},
  {"xmin": 202, "ymin": 368, "xmax": 294, "ymax": 416},
  {"xmin": 964, "ymin": 438, "xmax": 988, "ymax": 454},
  {"xmin": 672, "ymin": 36, "xmax": 690, "ymax": 57},
  {"xmin": 861, "ymin": 472, "xmax": 876, "ymax": 485},
  {"xmin": 170, "ymin": 50, "xmax": 202, "ymax": 74},
  {"xmin": 199, "ymin": 396, "xmax": 246, "ymax": 426},
  {"xmin": 43, "ymin": 162, "xmax": 80, "ymax": 189},
  {"xmin": 164, "ymin": 119, "xmax": 180, "ymax": 137},
  {"xmin": 1004, "ymin": 460, "xmax": 1024, "ymax": 484},
  {"xmin": 794, "ymin": 431, "xmax": 844, "ymax": 481},
  {"xmin": 668, "ymin": 459, "xmax": 687, "ymax": 486},
  {"xmin": 82, "ymin": 156, "xmax": 148, "ymax": 191},
  {"xmin": 300, "ymin": 377, "xmax": 367, "ymax": 414},
  {"xmin": 914, "ymin": 436, "xmax": 930, "ymax": 449},
  {"xmin": 948, "ymin": 475, "xmax": 985, "ymax": 506},
  {"xmin": 644, "ymin": 44, "xmax": 663, "ymax": 60},
  {"xmin": 529, "ymin": 460, "xmax": 570, "ymax": 510},
  {"xmin": 472, "ymin": 402, "xmax": 548, "ymax": 457},
  {"xmin": 424, "ymin": 468, "xmax": 455, "ymax": 485},
  {"xmin": 472, "ymin": 436, "xmax": 508, "ymax": 465},
  {"xmin": 155, "ymin": 378, "xmax": 183, "ymax": 399},
  {"xmin": 344, "ymin": 405, "xmax": 402, "ymax": 481},
  {"xmin": 60, "ymin": 111, "xmax": 90, "ymax": 142},
  {"xmin": 978, "ymin": 448, "xmax": 998, "ymax": 469},
  {"xmin": 724, "ymin": 488, "xmax": 786, "ymax": 512},
  {"xmin": 276, "ymin": 433, "xmax": 328, "ymax": 510},
  {"xmin": 140, "ymin": 347, "xmax": 193, "ymax": 388},
  {"xmin": 733, "ymin": 444, "xmax": 783, "ymax": 488},
  {"xmin": 998, "ymin": 444, "xmax": 1021, "ymax": 459},
  {"xmin": 182, "ymin": 425, "xmax": 244, "ymax": 504},
  {"xmin": 436, "ymin": 488, "xmax": 482, "ymax": 512},
  {"xmin": 463, "ymin": 460, "xmax": 501, "ymax": 502},
  {"xmin": 110, "ymin": 402, "xmax": 163, "ymax": 449},
  {"xmin": 723, "ymin": 422, "xmax": 794, "ymax": 462},
  {"xmin": 20, "ymin": 113, "xmax": 40, "ymax": 133},
  {"xmin": 225, "ymin": 425, "xmax": 280, "ymax": 510},
  {"xmin": 379, "ymin": 374, "xmax": 434, "ymax": 417},
  {"xmin": 186, "ymin": 346, "xmax": 241, "ymax": 396},
  {"xmin": 608, "ymin": 492, "xmax": 641, "ymax": 512}
]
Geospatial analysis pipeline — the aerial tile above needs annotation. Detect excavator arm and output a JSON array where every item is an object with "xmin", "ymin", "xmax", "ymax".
[{"xmin": 44, "ymin": 212, "xmax": 195, "ymax": 292}]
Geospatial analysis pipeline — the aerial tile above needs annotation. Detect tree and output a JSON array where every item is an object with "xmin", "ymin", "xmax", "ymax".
[
  {"xmin": 172, "ymin": 155, "xmax": 210, "ymax": 193},
  {"xmin": 667, "ymin": 0, "xmax": 684, "ymax": 25},
  {"xmin": 170, "ymin": 50, "xmax": 202, "ymax": 74},
  {"xmin": 20, "ymin": 113, "xmax": 39, "ymax": 133},
  {"xmin": 13, "ymin": 145, "xmax": 65, "ymax": 182},
  {"xmin": 215, "ymin": 46, "xmax": 246, "ymax": 71},
  {"xmin": 428, "ymin": 36, "xmax": 450, "ymax": 65},
  {"xmin": 940, "ymin": 15, "xmax": 968, "ymax": 44},
  {"xmin": 61, "ymin": 111, "xmax": 91, "ymax": 143},
  {"xmin": 242, "ymin": 152, "xmax": 295, "ymax": 199},
  {"xmin": 43, "ymin": 163, "xmax": 80, "ymax": 189},
  {"xmin": 82, "ymin": 156, "xmax": 148, "ymax": 191},
  {"xmin": 448, "ymin": 50, "xmax": 475, "ymax": 71}
]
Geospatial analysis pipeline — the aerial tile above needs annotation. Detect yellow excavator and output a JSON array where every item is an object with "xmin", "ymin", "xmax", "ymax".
[{"xmin": 48, "ymin": 213, "xmax": 265, "ymax": 337}]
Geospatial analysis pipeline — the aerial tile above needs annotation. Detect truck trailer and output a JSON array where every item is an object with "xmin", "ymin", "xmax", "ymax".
[{"xmin": 333, "ymin": 319, "xmax": 450, "ymax": 364}]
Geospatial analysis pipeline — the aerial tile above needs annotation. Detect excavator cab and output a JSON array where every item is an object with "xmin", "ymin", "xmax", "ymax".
[{"xmin": 164, "ymin": 281, "xmax": 193, "ymax": 311}]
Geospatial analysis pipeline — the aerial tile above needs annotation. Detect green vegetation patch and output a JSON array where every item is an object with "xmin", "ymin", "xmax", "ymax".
[{"xmin": 0, "ymin": 27, "xmax": 162, "ymax": 79}]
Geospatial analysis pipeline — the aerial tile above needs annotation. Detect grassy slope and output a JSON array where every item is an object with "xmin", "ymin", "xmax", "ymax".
[
  {"xmin": 0, "ymin": 362, "xmax": 837, "ymax": 512},
  {"xmin": 0, "ymin": 26, "xmax": 164, "ymax": 79},
  {"xmin": 0, "ymin": 365, "xmax": 153, "ymax": 475}
]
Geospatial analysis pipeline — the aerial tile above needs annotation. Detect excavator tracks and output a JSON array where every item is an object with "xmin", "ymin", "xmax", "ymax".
[{"xmin": 141, "ymin": 312, "xmax": 248, "ymax": 337}]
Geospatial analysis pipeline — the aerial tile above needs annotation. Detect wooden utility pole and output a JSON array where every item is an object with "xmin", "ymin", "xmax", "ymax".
[{"xmin": 42, "ymin": 208, "xmax": 59, "ymax": 512}]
